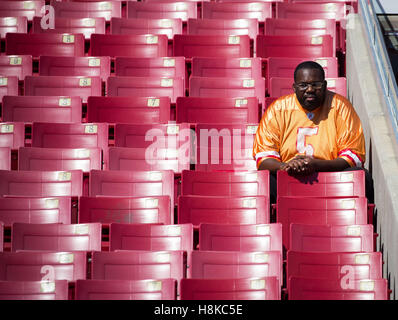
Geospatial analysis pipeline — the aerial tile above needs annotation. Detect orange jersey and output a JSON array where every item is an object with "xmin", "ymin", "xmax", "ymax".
[{"xmin": 253, "ymin": 90, "xmax": 365, "ymax": 168}]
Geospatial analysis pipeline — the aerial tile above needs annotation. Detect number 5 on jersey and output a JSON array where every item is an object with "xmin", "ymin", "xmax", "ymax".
[{"xmin": 296, "ymin": 127, "xmax": 319, "ymax": 156}]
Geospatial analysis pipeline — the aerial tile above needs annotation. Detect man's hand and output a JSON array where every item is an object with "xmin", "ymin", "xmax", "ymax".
[{"xmin": 283, "ymin": 155, "xmax": 318, "ymax": 176}]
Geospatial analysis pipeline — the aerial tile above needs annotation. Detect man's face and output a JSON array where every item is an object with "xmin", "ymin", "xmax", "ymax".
[{"xmin": 293, "ymin": 68, "xmax": 327, "ymax": 111}]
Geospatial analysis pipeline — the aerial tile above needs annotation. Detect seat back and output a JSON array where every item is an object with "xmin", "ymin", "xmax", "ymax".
[
  {"xmin": 6, "ymin": 33, "xmax": 85, "ymax": 57},
  {"xmin": 0, "ymin": 251, "xmax": 87, "ymax": 281},
  {"xmin": 191, "ymin": 57, "xmax": 262, "ymax": 79},
  {"xmin": 11, "ymin": 222, "xmax": 102, "ymax": 252},
  {"xmin": 18, "ymin": 147, "xmax": 102, "ymax": 173},
  {"xmin": 0, "ymin": 76, "xmax": 18, "ymax": 100},
  {"xmin": 79, "ymin": 196, "xmax": 172, "ymax": 225},
  {"xmin": 24, "ymin": 76, "xmax": 102, "ymax": 103},
  {"xmin": 276, "ymin": 2, "xmax": 346, "ymax": 21},
  {"xmin": 0, "ymin": 280, "xmax": 69, "ymax": 300},
  {"xmin": 39, "ymin": 56, "xmax": 111, "ymax": 82},
  {"xmin": 290, "ymin": 224, "xmax": 374, "ymax": 253},
  {"xmin": 87, "ymin": 96, "xmax": 171, "ymax": 124},
  {"xmin": 188, "ymin": 18, "xmax": 259, "ymax": 40},
  {"xmin": 173, "ymin": 35, "xmax": 250, "ymax": 59},
  {"xmin": 288, "ymin": 277, "xmax": 388, "ymax": 300},
  {"xmin": 202, "ymin": 2, "xmax": 272, "ymax": 22},
  {"xmin": 195, "ymin": 123, "xmax": 258, "ymax": 171},
  {"xmin": 111, "ymin": 17, "xmax": 182, "ymax": 40},
  {"xmin": 178, "ymin": 195, "xmax": 269, "ymax": 228},
  {"xmin": 107, "ymin": 76, "xmax": 184, "ymax": 104},
  {"xmin": 180, "ymin": 277, "xmax": 280, "ymax": 300},
  {"xmin": 0, "ymin": 147, "xmax": 10, "ymax": 170},
  {"xmin": 52, "ymin": 0, "xmax": 122, "ymax": 21},
  {"xmin": 0, "ymin": 122, "xmax": 25, "ymax": 150},
  {"xmin": 277, "ymin": 196, "xmax": 368, "ymax": 250},
  {"xmin": 181, "ymin": 169, "xmax": 269, "ymax": 197},
  {"xmin": 0, "ymin": 55, "xmax": 32, "ymax": 80},
  {"xmin": 127, "ymin": 1, "xmax": 197, "ymax": 22},
  {"xmin": 90, "ymin": 34, "xmax": 168, "ymax": 58},
  {"xmin": 0, "ymin": 170, "xmax": 83, "ymax": 197},
  {"xmin": 256, "ymin": 35, "xmax": 334, "ymax": 58},
  {"xmin": 32, "ymin": 17, "xmax": 106, "ymax": 40},
  {"xmin": 0, "ymin": 196, "xmax": 71, "ymax": 226},
  {"xmin": 0, "ymin": 1, "xmax": 44, "ymax": 21},
  {"xmin": 176, "ymin": 97, "xmax": 259, "ymax": 124},
  {"xmin": 115, "ymin": 56, "xmax": 185, "ymax": 78},
  {"xmin": 75, "ymin": 279, "xmax": 176, "ymax": 300},
  {"xmin": 199, "ymin": 223, "xmax": 282, "ymax": 254},
  {"xmin": 110, "ymin": 223, "xmax": 193, "ymax": 253},
  {"xmin": 2, "ymin": 96, "xmax": 82, "ymax": 123}
]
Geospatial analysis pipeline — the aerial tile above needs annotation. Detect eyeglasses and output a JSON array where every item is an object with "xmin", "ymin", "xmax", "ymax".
[{"xmin": 295, "ymin": 81, "xmax": 324, "ymax": 90}]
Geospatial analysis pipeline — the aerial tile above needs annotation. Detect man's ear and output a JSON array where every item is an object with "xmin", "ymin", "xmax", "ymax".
[
  {"xmin": 292, "ymin": 83, "xmax": 296, "ymax": 93},
  {"xmin": 324, "ymin": 80, "xmax": 327, "ymax": 88}
]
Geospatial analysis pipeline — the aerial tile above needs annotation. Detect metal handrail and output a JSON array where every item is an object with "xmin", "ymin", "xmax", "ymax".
[{"xmin": 359, "ymin": 0, "xmax": 398, "ymax": 142}]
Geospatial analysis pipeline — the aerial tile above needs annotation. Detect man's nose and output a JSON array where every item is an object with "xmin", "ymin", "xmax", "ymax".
[{"xmin": 306, "ymin": 84, "xmax": 316, "ymax": 92}]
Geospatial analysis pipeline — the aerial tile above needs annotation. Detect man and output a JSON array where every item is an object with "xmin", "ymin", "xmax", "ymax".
[{"xmin": 253, "ymin": 61, "xmax": 373, "ymax": 202}]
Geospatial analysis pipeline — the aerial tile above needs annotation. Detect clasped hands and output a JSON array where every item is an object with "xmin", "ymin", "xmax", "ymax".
[{"xmin": 280, "ymin": 155, "xmax": 318, "ymax": 176}]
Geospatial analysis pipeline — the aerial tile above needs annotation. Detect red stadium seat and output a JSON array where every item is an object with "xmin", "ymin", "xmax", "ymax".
[
  {"xmin": 181, "ymin": 277, "xmax": 280, "ymax": 300},
  {"xmin": 111, "ymin": 17, "xmax": 182, "ymax": 40},
  {"xmin": 0, "ymin": 222, "xmax": 3, "ymax": 252},
  {"xmin": 91, "ymin": 251, "xmax": 186, "ymax": 282},
  {"xmin": 32, "ymin": 17, "xmax": 106, "ymax": 40},
  {"xmin": 127, "ymin": 2, "xmax": 197, "ymax": 22},
  {"xmin": 6, "ymin": 33, "xmax": 85, "ymax": 58},
  {"xmin": 277, "ymin": 197, "xmax": 368, "ymax": 250},
  {"xmin": 288, "ymin": 277, "xmax": 388, "ymax": 300},
  {"xmin": 202, "ymin": 2, "xmax": 272, "ymax": 22},
  {"xmin": 276, "ymin": 2, "xmax": 347, "ymax": 22},
  {"xmin": 24, "ymin": 76, "xmax": 101, "ymax": 104},
  {"xmin": 115, "ymin": 57, "xmax": 185, "ymax": 78},
  {"xmin": 195, "ymin": 123, "xmax": 258, "ymax": 171},
  {"xmin": 191, "ymin": 57, "xmax": 262, "ymax": 79},
  {"xmin": 110, "ymin": 123, "xmax": 191, "ymax": 173},
  {"xmin": 90, "ymin": 34, "xmax": 168, "ymax": 58},
  {"xmin": 0, "ymin": 76, "xmax": 18, "ymax": 100},
  {"xmin": 2, "ymin": 96, "xmax": 82, "ymax": 123},
  {"xmin": 78, "ymin": 196, "xmax": 172, "ymax": 225},
  {"xmin": 265, "ymin": 18, "xmax": 337, "ymax": 53},
  {"xmin": 277, "ymin": 170, "xmax": 366, "ymax": 198},
  {"xmin": 89, "ymin": 169, "xmax": 175, "ymax": 212},
  {"xmin": 109, "ymin": 223, "xmax": 193, "ymax": 253},
  {"xmin": 0, "ymin": 251, "xmax": 87, "ymax": 281},
  {"xmin": 0, "ymin": 170, "xmax": 83, "ymax": 197},
  {"xmin": 0, "ymin": 197, "xmax": 71, "ymax": 227},
  {"xmin": 181, "ymin": 169, "xmax": 269, "ymax": 197},
  {"xmin": 0, "ymin": 147, "xmax": 10, "ymax": 170},
  {"xmin": 0, "ymin": 1, "xmax": 44, "ymax": 21},
  {"xmin": 189, "ymin": 77, "xmax": 265, "ymax": 108},
  {"xmin": 11, "ymin": 222, "xmax": 102, "ymax": 252},
  {"xmin": 75, "ymin": 279, "xmax": 176, "ymax": 300},
  {"xmin": 0, "ymin": 16, "xmax": 27, "ymax": 39},
  {"xmin": 290, "ymin": 224, "xmax": 374, "ymax": 253},
  {"xmin": 187, "ymin": 18, "xmax": 259, "ymax": 41},
  {"xmin": 266, "ymin": 57, "xmax": 338, "ymax": 81},
  {"xmin": 256, "ymin": 35, "xmax": 334, "ymax": 58},
  {"xmin": 39, "ymin": 56, "xmax": 111, "ymax": 82},
  {"xmin": 178, "ymin": 195, "xmax": 269, "ymax": 228},
  {"xmin": 107, "ymin": 76, "xmax": 184, "ymax": 104},
  {"xmin": 199, "ymin": 223, "xmax": 282, "ymax": 254},
  {"xmin": 269, "ymin": 77, "xmax": 347, "ymax": 97},
  {"xmin": 0, "ymin": 55, "xmax": 31, "ymax": 81},
  {"xmin": 87, "ymin": 96, "xmax": 171, "ymax": 124},
  {"xmin": 176, "ymin": 97, "xmax": 259, "ymax": 124},
  {"xmin": 18, "ymin": 147, "xmax": 102, "ymax": 173},
  {"xmin": 191, "ymin": 251, "xmax": 282, "ymax": 287},
  {"xmin": 0, "ymin": 280, "xmax": 69, "ymax": 300},
  {"xmin": 173, "ymin": 35, "xmax": 250, "ymax": 59},
  {"xmin": 287, "ymin": 251, "xmax": 383, "ymax": 284},
  {"xmin": 52, "ymin": 0, "xmax": 122, "ymax": 21},
  {"xmin": 0, "ymin": 122, "xmax": 24, "ymax": 150}
]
